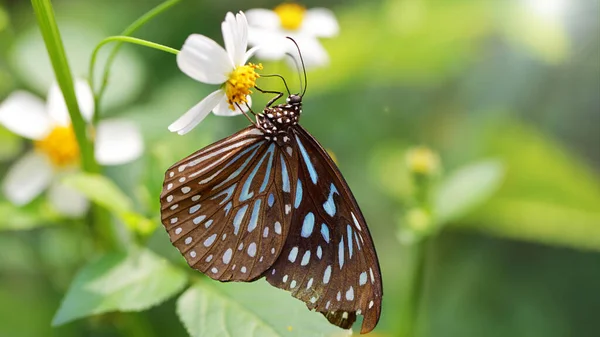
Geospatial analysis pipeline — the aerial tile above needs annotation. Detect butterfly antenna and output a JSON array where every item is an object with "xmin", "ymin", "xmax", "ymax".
[
  {"xmin": 260, "ymin": 74, "xmax": 291, "ymax": 95},
  {"xmin": 286, "ymin": 37, "xmax": 307, "ymax": 97},
  {"xmin": 285, "ymin": 52, "xmax": 303, "ymax": 94}
]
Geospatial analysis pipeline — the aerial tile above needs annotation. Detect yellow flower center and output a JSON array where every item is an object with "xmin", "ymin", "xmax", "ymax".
[
  {"xmin": 274, "ymin": 3, "xmax": 306, "ymax": 30},
  {"xmin": 225, "ymin": 63, "xmax": 262, "ymax": 111},
  {"xmin": 35, "ymin": 125, "xmax": 80, "ymax": 167},
  {"xmin": 406, "ymin": 146, "xmax": 439, "ymax": 176}
]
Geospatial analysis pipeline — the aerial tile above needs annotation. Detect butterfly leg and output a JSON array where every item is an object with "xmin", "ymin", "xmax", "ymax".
[
  {"xmin": 254, "ymin": 86, "xmax": 283, "ymax": 107},
  {"xmin": 235, "ymin": 102, "xmax": 260, "ymax": 127}
]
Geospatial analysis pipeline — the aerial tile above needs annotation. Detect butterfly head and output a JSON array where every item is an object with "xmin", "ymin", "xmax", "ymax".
[{"xmin": 287, "ymin": 94, "xmax": 302, "ymax": 105}]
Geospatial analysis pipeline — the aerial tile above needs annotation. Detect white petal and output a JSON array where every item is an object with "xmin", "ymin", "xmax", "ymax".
[
  {"xmin": 46, "ymin": 79, "xmax": 95, "ymax": 125},
  {"xmin": 245, "ymin": 9, "xmax": 281, "ymax": 29},
  {"xmin": 0, "ymin": 91, "xmax": 52, "ymax": 139},
  {"xmin": 235, "ymin": 11, "xmax": 249, "ymax": 65},
  {"xmin": 243, "ymin": 46, "xmax": 260, "ymax": 64},
  {"xmin": 222, "ymin": 12, "xmax": 249, "ymax": 66},
  {"xmin": 248, "ymin": 28, "xmax": 288, "ymax": 60},
  {"xmin": 74, "ymin": 79, "xmax": 95, "ymax": 122},
  {"xmin": 95, "ymin": 119, "xmax": 144, "ymax": 165},
  {"xmin": 291, "ymin": 36, "xmax": 329, "ymax": 69},
  {"xmin": 301, "ymin": 8, "xmax": 339, "ymax": 37},
  {"xmin": 177, "ymin": 34, "xmax": 232, "ymax": 84},
  {"xmin": 222, "ymin": 12, "xmax": 237, "ymax": 65},
  {"xmin": 213, "ymin": 95, "xmax": 251, "ymax": 116},
  {"xmin": 168, "ymin": 90, "xmax": 224, "ymax": 135},
  {"xmin": 48, "ymin": 181, "xmax": 89, "ymax": 217},
  {"xmin": 2, "ymin": 151, "xmax": 53, "ymax": 205}
]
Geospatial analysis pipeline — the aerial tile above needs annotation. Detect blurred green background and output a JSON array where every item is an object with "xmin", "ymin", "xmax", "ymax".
[{"xmin": 0, "ymin": 0, "xmax": 599, "ymax": 336}]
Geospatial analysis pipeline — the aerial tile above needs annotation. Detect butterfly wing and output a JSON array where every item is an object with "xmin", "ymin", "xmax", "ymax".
[
  {"xmin": 160, "ymin": 126, "xmax": 299, "ymax": 282},
  {"xmin": 264, "ymin": 126, "xmax": 383, "ymax": 334}
]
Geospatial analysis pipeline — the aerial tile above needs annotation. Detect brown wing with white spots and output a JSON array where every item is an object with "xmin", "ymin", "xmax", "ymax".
[
  {"xmin": 160, "ymin": 126, "xmax": 299, "ymax": 282},
  {"xmin": 264, "ymin": 126, "xmax": 383, "ymax": 334}
]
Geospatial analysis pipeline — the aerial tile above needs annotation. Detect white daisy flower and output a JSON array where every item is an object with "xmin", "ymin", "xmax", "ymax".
[
  {"xmin": 169, "ymin": 11, "xmax": 261, "ymax": 135},
  {"xmin": 246, "ymin": 3, "xmax": 339, "ymax": 69},
  {"xmin": 0, "ymin": 79, "xmax": 144, "ymax": 217}
]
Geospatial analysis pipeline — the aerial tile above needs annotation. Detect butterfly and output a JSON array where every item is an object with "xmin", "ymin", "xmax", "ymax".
[{"xmin": 160, "ymin": 41, "xmax": 382, "ymax": 334}]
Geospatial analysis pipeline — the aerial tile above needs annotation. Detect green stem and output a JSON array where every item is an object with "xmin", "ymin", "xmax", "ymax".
[
  {"xmin": 31, "ymin": 0, "xmax": 98, "ymax": 174},
  {"xmin": 97, "ymin": 0, "xmax": 180, "ymax": 94},
  {"xmin": 88, "ymin": 36, "xmax": 178, "ymax": 121},
  {"xmin": 89, "ymin": 0, "xmax": 181, "ymax": 125},
  {"xmin": 398, "ymin": 238, "xmax": 429, "ymax": 337},
  {"xmin": 31, "ymin": 0, "xmax": 123, "ymax": 251}
]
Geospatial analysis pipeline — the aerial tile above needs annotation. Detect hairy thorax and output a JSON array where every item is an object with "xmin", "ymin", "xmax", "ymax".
[{"xmin": 256, "ymin": 98, "xmax": 302, "ymax": 145}]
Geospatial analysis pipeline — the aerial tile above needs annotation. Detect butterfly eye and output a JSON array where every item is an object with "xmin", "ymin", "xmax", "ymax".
[{"xmin": 288, "ymin": 95, "xmax": 302, "ymax": 104}]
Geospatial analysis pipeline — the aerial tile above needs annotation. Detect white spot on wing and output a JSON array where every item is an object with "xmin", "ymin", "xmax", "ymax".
[
  {"xmin": 288, "ymin": 247, "xmax": 298, "ymax": 262},
  {"xmin": 359, "ymin": 271, "xmax": 368, "ymax": 286},
  {"xmin": 247, "ymin": 242, "xmax": 257, "ymax": 257},
  {"xmin": 204, "ymin": 234, "xmax": 216, "ymax": 247},
  {"xmin": 346, "ymin": 286, "xmax": 354, "ymax": 301},
  {"xmin": 189, "ymin": 204, "xmax": 201, "ymax": 214},
  {"xmin": 223, "ymin": 248, "xmax": 233, "ymax": 264},
  {"xmin": 323, "ymin": 265, "xmax": 332, "ymax": 284},
  {"xmin": 351, "ymin": 212, "xmax": 363, "ymax": 231},
  {"xmin": 274, "ymin": 222, "xmax": 282, "ymax": 234},
  {"xmin": 300, "ymin": 251, "xmax": 310, "ymax": 266}
]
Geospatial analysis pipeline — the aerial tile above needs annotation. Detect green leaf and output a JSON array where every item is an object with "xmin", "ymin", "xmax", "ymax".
[
  {"xmin": 309, "ymin": 0, "xmax": 496, "ymax": 92},
  {"xmin": 62, "ymin": 173, "xmax": 132, "ymax": 214},
  {"xmin": 436, "ymin": 160, "xmax": 504, "ymax": 223},
  {"xmin": 52, "ymin": 247, "xmax": 187, "ymax": 326},
  {"xmin": 0, "ymin": 127, "xmax": 22, "ymax": 161},
  {"xmin": 177, "ymin": 280, "xmax": 351, "ymax": 337},
  {"xmin": 455, "ymin": 123, "xmax": 600, "ymax": 251},
  {"xmin": 0, "ymin": 201, "xmax": 57, "ymax": 231},
  {"xmin": 62, "ymin": 173, "xmax": 155, "ymax": 235},
  {"xmin": 458, "ymin": 198, "xmax": 600, "ymax": 251}
]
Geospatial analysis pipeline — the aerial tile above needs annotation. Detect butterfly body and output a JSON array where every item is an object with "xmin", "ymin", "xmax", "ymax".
[
  {"xmin": 257, "ymin": 94, "xmax": 302, "ymax": 144},
  {"xmin": 161, "ymin": 94, "xmax": 382, "ymax": 334}
]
